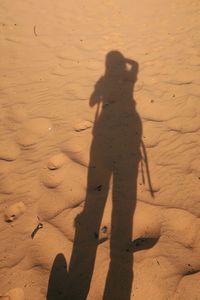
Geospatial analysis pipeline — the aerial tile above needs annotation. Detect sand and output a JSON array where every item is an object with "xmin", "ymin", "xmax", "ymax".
[{"xmin": 0, "ymin": 0, "xmax": 200, "ymax": 299}]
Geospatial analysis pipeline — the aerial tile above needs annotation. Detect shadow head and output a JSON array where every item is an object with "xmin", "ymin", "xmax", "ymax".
[{"xmin": 105, "ymin": 50, "xmax": 126, "ymax": 75}]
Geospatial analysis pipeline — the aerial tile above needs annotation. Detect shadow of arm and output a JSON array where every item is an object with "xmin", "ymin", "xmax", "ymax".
[
  {"xmin": 126, "ymin": 59, "xmax": 138, "ymax": 82},
  {"xmin": 89, "ymin": 77, "xmax": 104, "ymax": 107}
]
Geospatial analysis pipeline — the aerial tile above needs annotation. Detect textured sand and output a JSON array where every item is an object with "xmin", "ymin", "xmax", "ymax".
[{"xmin": 0, "ymin": 0, "xmax": 200, "ymax": 299}]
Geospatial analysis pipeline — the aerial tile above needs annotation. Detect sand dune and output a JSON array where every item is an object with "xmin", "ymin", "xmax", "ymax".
[{"xmin": 0, "ymin": 0, "xmax": 200, "ymax": 299}]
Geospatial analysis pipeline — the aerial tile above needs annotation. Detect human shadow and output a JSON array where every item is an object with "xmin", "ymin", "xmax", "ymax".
[
  {"xmin": 47, "ymin": 253, "xmax": 68, "ymax": 300},
  {"xmin": 46, "ymin": 51, "xmax": 155, "ymax": 300},
  {"xmin": 66, "ymin": 50, "xmax": 151, "ymax": 300}
]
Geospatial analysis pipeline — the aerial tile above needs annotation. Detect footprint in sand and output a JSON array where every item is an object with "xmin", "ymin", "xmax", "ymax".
[
  {"xmin": 4, "ymin": 202, "xmax": 26, "ymax": 222},
  {"xmin": 41, "ymin": 158, "xmax": 67, "ymax": 189},
  {"xmin": 40, "ymin": 153, "xmax": 68, "ymax": 188},
  {"xmin": 47, "ymin": 153, "xmax": 67, "ymax": 170},
  {"xmin": 41, "ymin": 169, "xmax": 65, "ymax": 188}
]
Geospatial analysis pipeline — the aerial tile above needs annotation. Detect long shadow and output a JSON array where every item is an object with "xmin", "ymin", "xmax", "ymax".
[
  {"xmin": 46, "ymin": 51, "xmax": 154, "ymax": 299},
  {"xmin": 67, "ymin": 51, "xmax": 143, "ymax": 300}
]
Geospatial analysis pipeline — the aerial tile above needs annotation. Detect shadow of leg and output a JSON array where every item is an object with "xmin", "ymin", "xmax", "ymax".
[
  {"xmin": 47, "ymin": 253, "xmax": 68, "ymax": 300},
  {"xmin": 103, "ymin": 162, "xmax": 138, "ymax": 300},
  {"xmin": 68, "ymin": 166, "xmax": 110, "ymax": 300}
]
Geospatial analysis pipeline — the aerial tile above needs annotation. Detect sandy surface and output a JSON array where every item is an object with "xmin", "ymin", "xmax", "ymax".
[{"xmin": 0, "ymin": 0, "xmax": 200, "ymax": 299}]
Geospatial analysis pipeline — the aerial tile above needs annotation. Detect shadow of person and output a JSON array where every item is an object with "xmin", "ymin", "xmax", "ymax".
[
  {"xmin": 47, "ymin": 253, "xmax": 68, "ymax": 300},
  {"xmin": 68, "ymin": 51, "xmax": 143, "ymax": 300}
]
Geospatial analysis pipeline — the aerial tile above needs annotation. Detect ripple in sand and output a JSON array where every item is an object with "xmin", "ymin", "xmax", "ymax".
[
  {"xmin": 17, "ymin": 118, "xmax": 52, "ymax": 147},
  {"xmin": 74, "ymin": 120, "xmax": 92, "ymax": 132},
  {"xmin": 0, "ymin": 177, "xmax": 15, "ymax": 194},
  {"xmin": 61, "ymin": 141, "xmax": 90, "ymax": 167},
  {"xmin": 0, "ymin": 141, "xmax": 20, "ymax": 161},
  {"xmin": 7, "ymin": 105, "xmax": 28, "ymax": 123}
]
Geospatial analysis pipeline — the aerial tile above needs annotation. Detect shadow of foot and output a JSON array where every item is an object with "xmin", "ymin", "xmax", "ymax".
[{"xmin": 127, "ymin": 237, "xmax": 160, "ymax": 253}]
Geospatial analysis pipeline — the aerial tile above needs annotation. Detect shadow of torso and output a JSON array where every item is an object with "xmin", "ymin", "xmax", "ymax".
[{"xmin": 90, "ymin": 63, "xmax": 142, "ymax": 173}]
